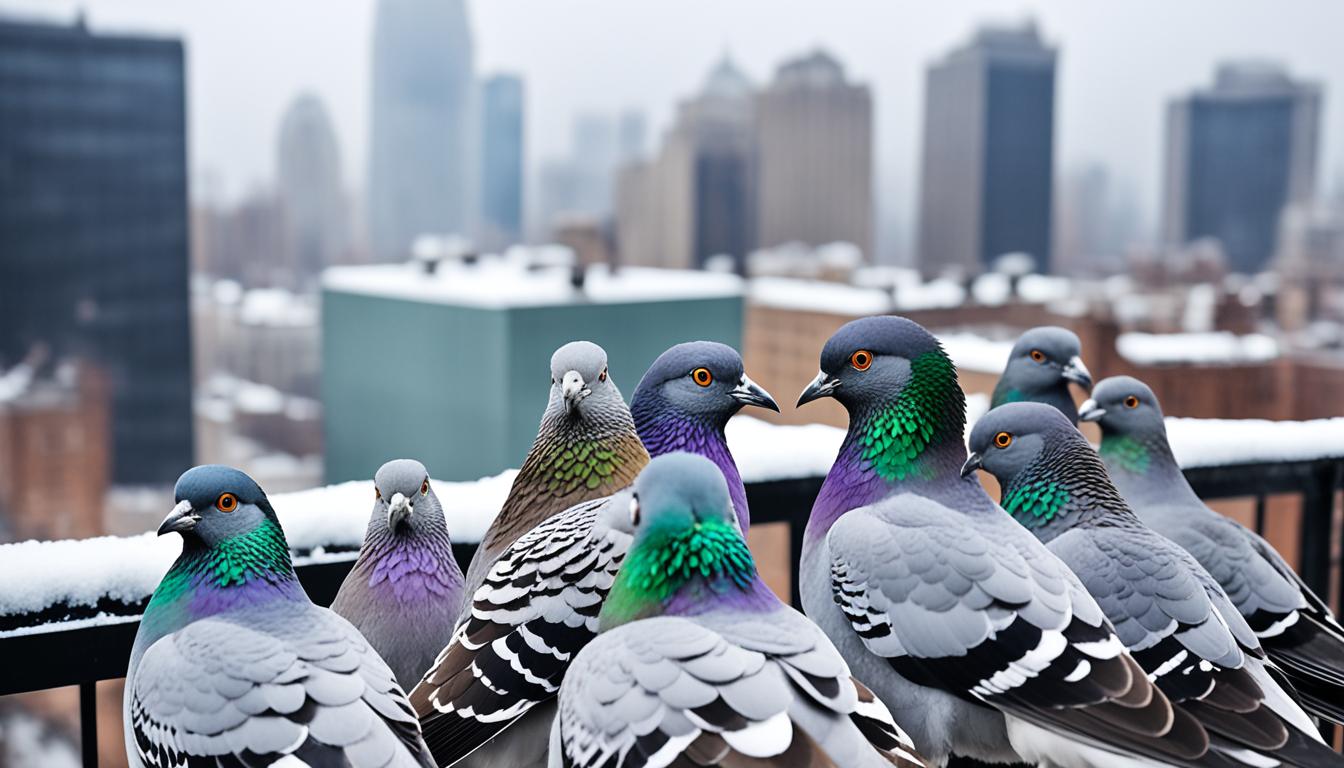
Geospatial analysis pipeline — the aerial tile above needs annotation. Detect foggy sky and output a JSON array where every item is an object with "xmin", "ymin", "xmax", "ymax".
[{"xmin": 5, "ymin": 0, "xmax": 1343, "ymax": 259}]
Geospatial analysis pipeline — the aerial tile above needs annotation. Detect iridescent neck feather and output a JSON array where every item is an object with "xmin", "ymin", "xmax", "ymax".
[{"xmin": 634, "ymin": 404, "xmax": 749, "ymax": 530}]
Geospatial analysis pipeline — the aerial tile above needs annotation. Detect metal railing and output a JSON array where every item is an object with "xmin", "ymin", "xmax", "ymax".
[{"xmin": 2, "ymin": 460, "xmax": 1340, "ymax": 767}]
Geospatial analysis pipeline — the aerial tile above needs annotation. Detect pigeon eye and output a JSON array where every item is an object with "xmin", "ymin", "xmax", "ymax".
[
  {"xmin": 216, "ymin": 493, "xmax": 238, "ymax": 513},
  {"xmin": 629, "ymin": 495, "xmax": 641, "ymax": 526},
  {"xmin": 1124, "ymin": 395, "xmax": 1140, "ymax": 409},
  {"xmin": 850, "ymin": 350, "xmax": 872, "ymax": 371},
  {"xmin": 993, "ymin": 432, "xmax": 1013, "ymax": 449},
  {"xmin": 1030, "ymin": 349, "xmax": 1047, "ymax": 363},
  {"xmin": 691, "ymin": 367, "xmax": 713, "ymax": 387},
  {"xmin": 421, "ymin": 479, "xmax": 430, "ymax": 496},
  {"xmin": 599, "ymin": 367, "xmax": 607, "ymax": 383}
]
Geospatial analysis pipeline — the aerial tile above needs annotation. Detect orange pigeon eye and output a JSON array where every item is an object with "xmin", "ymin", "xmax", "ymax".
[
  {"xmin": 1124, "ymin": 395, "xmax": 1140, "ymax": 409},
  {"xmin": 421, "ymin": 479, "xmax": 430, "ymax": 496},
  {"xmin": 1030, "ymin": 349, "xmax": 1046, "ymax": 363},
  {"xmin": 692, "ymin": 367, "xmax": 713, "ymax": 387},
  {"xmin": 994, "ymin": 432, "xmax": 1013, "ymax": 449},
  {"xmin": 375, "ymin": 487, "xmax": 381, "ymax": 500},
  {"xmin": 216, "ymin": 493, "xmax": 238, "ymax": 513},
  {"xmin": 850, "ymin": 350, "xmax": 872, "ymax": 371},
  {"xmin": 599, "ymin": 367, "xmax": 608, "ymax": 383}
]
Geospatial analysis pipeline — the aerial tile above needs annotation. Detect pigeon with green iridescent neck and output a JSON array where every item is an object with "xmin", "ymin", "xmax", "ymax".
[
  {"xmin": 797, "ymin": 316, "xmax": 1206, "ymax": 768},
  {"xmin": 990, "ymin": 326, "xmax": 1093, "ymax": 424},
  {"xmin": 410, "ymin": 343, "xmax": 777, "ymax": 768},
  {"xmin": 331, "ymin": 459, "xmax": 464, "ymax": 690},
  {"xmin": 968, "ymin": 402, "xmax": 1339, "ymax": 768},
  {"xmin": 551, "ymin": 452, "xmax": 926, "ymax": 768},
  {"xmin": 631, "ymin": 340, "xmax": 779, "ymax": 530},
  {"xmin": 125, "ymin": 465, "xmax": 433, "ymax": 768},
  {"xmin": 1083, "ymin": 375, "xmax": 1344, "ymax": 726}
]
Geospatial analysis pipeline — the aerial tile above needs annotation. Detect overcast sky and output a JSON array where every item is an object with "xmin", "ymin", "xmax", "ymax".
[{"xmin": 5, "ymin": 1, "xmax": 1344, "ymax": 257}]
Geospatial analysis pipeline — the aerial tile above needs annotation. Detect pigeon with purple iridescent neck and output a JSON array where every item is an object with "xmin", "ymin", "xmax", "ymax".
[
  {"xmin": 125, "ymin": 465, "xmax": 433, "ymax": 768},
  {"xmin": 551, "ymin": 453, "xmax": 927, "ymax": 768},
  {"xmin": 331, "ymin": 459, "xmax": 464, "ymax": 689},
  {"xmin": 631, "ymin": 340, "xmax": 779, "ymax": 530},
  {"xmin": 1084, "ymin": 375, "xmax": 1344, "ymax": 727}
]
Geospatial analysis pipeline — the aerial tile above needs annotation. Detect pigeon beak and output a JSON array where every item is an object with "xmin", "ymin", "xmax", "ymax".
[
  {"xmin": 561, "ymin": 370, "xmax": 590, "ymax": 414},
  {"xmin": 797, "ymin": 370, "xmax": 841, "ymax": 407},
  {"xmin": 1061, "ymin": 356, "xmax": 1093, "ymax": 392},
  {"xmin": 729, "ymin": 374, "xmax": 780, "ymax": 412},
  {"xmin": 1078, "ymin": 399, "xmax": 1105, "ymax": 422},
  {"xmin": 158, "ymin": 499, "xmax": 200, "ymax": 536},
  {"xmin": 387, "ymin": 492, "xmax": 412, "ymax": 530},
  {"xmin": 960, "ymin": 452, "xmax": 984, "ymax": 479}
]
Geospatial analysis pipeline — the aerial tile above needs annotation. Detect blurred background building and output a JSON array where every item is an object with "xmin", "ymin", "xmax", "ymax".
[
  {"xmin": 479, "ymin": 73, "xmax": 525, "ymax": 251},
  {"xmin": 276, "ymin": 93, "xmax": 351, "ymax": 289}
]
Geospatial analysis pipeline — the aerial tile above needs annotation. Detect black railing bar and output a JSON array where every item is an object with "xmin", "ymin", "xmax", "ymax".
[
  {"xmin": 1254, "ymin": 495, "xmax": 1267, "ymax": 537},
  {"xmin": 80, "ymin": 679, "xmax": 97, "ymax": 768}
]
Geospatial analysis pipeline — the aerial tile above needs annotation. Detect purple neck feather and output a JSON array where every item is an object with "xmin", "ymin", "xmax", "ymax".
[
  {"xmin": 636, "ymin": 412, "xmax": 750, "ymax": 531},
  {"xmin": 359, "ymin": 530, "xmax": 462, "ymax": 605},
  {"xmin": 663, "ymin": 575, "xmax": 779, "ymax": 618}
]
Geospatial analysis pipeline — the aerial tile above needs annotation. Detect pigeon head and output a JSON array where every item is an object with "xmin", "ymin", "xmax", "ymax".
[
  {"xmin": 993, "ymin": 327, "xmax": 1092, "ymax": 420},
  {"xmin": 601, "ymin": 453, "xmax": 769, "ymax": 629},
  {"xmin": 161, "ymin": 464, "xmax": 279, "ymax": 549},
  {"xmin": 964, "ymin": 402, "xmax": 1082, "ymax": 486},
  {"xmin": 798, "ymin": 315, "xmax": 952, "ymax": 412},
  {"xmin": 633, "ymin": 341, "xmax": 778, "ymax": 425},
  {"xmin": 1079, "ymin": 376, "xmax": 1166, "ymax": 438},
  {"xmin": 548, "ymin": 340, "xmax": 618, "ymax": 418},
  {"xmin": 372, "ymin": 458, "xmax": 444, "ymax": 536}
]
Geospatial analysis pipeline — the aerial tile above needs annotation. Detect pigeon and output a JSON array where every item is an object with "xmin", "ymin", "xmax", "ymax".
[
  {"xmin": 551, "ymin": 452, "xmax": 927, "ymax": 768},
  {"xmin": 460, "ymin": 340, "xmax": 650, "ymax": 603},
  {"xmin": 967, "ymin": 402, "xmax": 1339, "ymax": 767},
  {"xmin": 797, "ymin": 315, "xmax": 1207, "ymax": 768},
  {"xmin": 125, "ymin": 465, "xmax": 434, "ymax": 768},
  {"xmin": 990, "ymin": 326, "xmax": 1093, "ymax": 424},
  {"xmin": 410, "ymin": 343, "xmax": 777, "ymax": 768},
  {"xmin": 631, "ymin": 340, "xmax": 780, "ymax": 530},
  {"xmin": 331, "ymin": 459, "xmax": 465, "ymax": 690},
  {"xmin": 1083, "ymin": 375, "xmax": 1344, "ymax": 726}
]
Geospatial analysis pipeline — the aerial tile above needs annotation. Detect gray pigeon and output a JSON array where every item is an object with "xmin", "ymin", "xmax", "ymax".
[
  {"xmin": 797, "ymin": 316, "xmax": 1208, "ymax": 768},
  {"xmin": 331, "ymin": 459, "xmax": 465, "ymax": 690},
  {"xmin": 967, "ymin": 402, "xmax": 1338, "ymax": 767},
  {"xmin": 125, "ymin": 465, "xmax": 434, "ymax": 768},
  {"xmin": 990, "ymin": 326, "xmax": 1093, "ymax": 424},
  {"xmin": 410, "ymin": 343, "xmax": 778, "ymax": 768},
  {"xmin": 1083, "ymin": 375, "xmax": 1344, "ymax": 726},
  {"xmin": 551, "ymin": 452, "xmax": 927, "ymax": 768}
]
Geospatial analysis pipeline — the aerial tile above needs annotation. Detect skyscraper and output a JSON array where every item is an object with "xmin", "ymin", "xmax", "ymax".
[
  {"xmin": 0, "ymin": 17, "xmax": 193, "ymax": 485},
  {"xmin": 1162, "ymin": 62, "xmax": 1321, "ymax": 274},
  {"xmin": 917, "ymin": 22, "xmax": 1056, "ymax": 276},
  {"xmin": 479, "ymin": 74, "xmax": 524, "ymax": 249},
  {"xmin": 277, "ymin": 93, "xmax": 348, "ymax": 286},
  {"xmin": 367, "ymin": 0, "xmax": 476, "ymax": 261},
  {"xmin": 617, "ymin": 57, "xmax": 757, "ymax": 271},
  {"xmin": 755, "ymin": 50, "xmax": 872, "ymax": 259}
]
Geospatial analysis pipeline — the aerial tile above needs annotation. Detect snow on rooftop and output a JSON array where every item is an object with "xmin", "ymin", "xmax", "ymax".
[
  {"xmin": 324, "ymin": 251, "xmax": 742, "ymax": 309},
  {"xmin": 747, "ymin": 277, "xmax": 891, "ymax": 315},
  {"xmin": 0, "ymin": 363, "xmax": 34, "ymax": 403},
  {"xmin": 238, "ymin": 288, "xmax": 317, "ymax": 328},
  {"xmin": 1117, "ymin": 332, "xmax": 1279, "ymax": 365},
  {"xmin": 939, "ymin": 332, "xmax": 1013, "ymax": 373}
]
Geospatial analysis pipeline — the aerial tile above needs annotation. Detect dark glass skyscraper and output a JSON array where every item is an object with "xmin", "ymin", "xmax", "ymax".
[
  {"xmin": 0, "ymin": 18, "xmax": 193, "ymax": 485},
  {"xmin": 917, "ymin": 23, "xmax": 1056, "ymax": 276},
  {"xmin": 1162, "ymin": 62, "xmax": 1320, "ymax": 274},
  {"xmin": 480, "ymin": 74, "xmax": 524, "ymax": 249}
]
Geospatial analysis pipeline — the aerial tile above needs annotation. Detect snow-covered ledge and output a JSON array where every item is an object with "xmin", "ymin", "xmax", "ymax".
[{"xmin": 2, "ymin": 414, "xmax": 1343, "ymax": 635}]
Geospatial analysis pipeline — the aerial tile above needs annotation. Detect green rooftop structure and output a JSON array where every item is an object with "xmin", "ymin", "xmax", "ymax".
[{"xmin": 321, "ymin": 251, "xmax": 744, "ymax": 482}]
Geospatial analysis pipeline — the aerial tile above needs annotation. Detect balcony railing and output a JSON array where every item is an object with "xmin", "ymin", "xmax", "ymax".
[{"xmin": 3, "ymin": 422, "xmax": 1342, "ymax": 767}]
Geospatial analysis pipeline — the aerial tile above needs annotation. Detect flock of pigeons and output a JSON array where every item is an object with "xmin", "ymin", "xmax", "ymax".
[{"xmin": 121, "ymin": 316, "xmax": 1344, "ymax": 768}]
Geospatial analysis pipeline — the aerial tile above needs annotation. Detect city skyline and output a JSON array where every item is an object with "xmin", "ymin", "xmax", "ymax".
[{"xmin": 3, "ymin": 1, "xmax": 1344, "ymax": 263}]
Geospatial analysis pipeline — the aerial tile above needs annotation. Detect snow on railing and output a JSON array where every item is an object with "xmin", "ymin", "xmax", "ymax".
[{"xmin": 2, "ymin": 412, "xmax": 1342, "ymax": 631}]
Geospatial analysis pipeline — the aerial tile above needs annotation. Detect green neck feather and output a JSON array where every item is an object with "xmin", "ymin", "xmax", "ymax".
[
  {"xmin": 1002, "ymin": 479, "xmax": 1070, "ymax": 529},
  {"xmin": 857, "ymin": 350, "xmax": 962, "ymax": 482},
  {"xmin": 147, "ymin": 518, "xmax": 296, "ymax": 611},
  {"xmin": 541, "ymin": 439, "xmax": 631, "ymax": 494},
  {"xmin": 600, "ymin": 517, "xmax": 761, "ymax": 630},
  {"xmin": 1100, "ymin": 434, "xmax": 1150, "ymax": 474}
]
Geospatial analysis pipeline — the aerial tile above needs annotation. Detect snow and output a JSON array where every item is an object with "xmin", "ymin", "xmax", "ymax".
[
  {"xmin": 939, "ymin": 332, "xmax": 1013, "ymax": 374},
  {"xmin": 748, "ymin": 277, "xmax": 891, "ymax": 315},
  {"xmin": 1165, "ymin": 416, "xmax": 1344, "ymax": 469},
  {"xmin": 0, "ymin": 708, "xmax": 80, "ymax": 768},
  {"xmin": 238, "ymin": 288, "xmax": 317, "ymax": 328},
  {"xmin": 1116, "ymin": 332, "xmax": 1279, "ymax": 364},
  {"xmin": 0, "ymin": 363, "xmax": 33, "ymax": 402},
  {"xmin": 324, "ymin": 250, "xmax": 742, "ymax": 309}
]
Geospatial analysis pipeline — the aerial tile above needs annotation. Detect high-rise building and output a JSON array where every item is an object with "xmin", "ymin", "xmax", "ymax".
[
  {"xmin": 367, "ymin": 0, "xmax": 476, "ymax": 260},
  {"xmin": 618, "ymin": 57, "xmax": 757, "ymax": 271},
  {"xmin": 917, "ymin": 22, "xmax": 1056, "ymax": 276},
  {"xmin": 1054, "ymin": 163, "xmax": 1140, "ymax": 277},
  {"xmin": 1162, "ymin": 62, "xmax": 1321, "ymax": 274},
  {"xmin": 479, "ymin": 74, "xmax": 524, "ymax": 249},
  {"xmin": 0, "ymin": 17, "xmax": 193, "ymax": 485},
  {"xmin": 277, "ymin": 93, "xmax": 348, "ymax": 287},
  {"xmin": 755, "ymin": 50, "xmax": 872, "ymax": 259}
]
